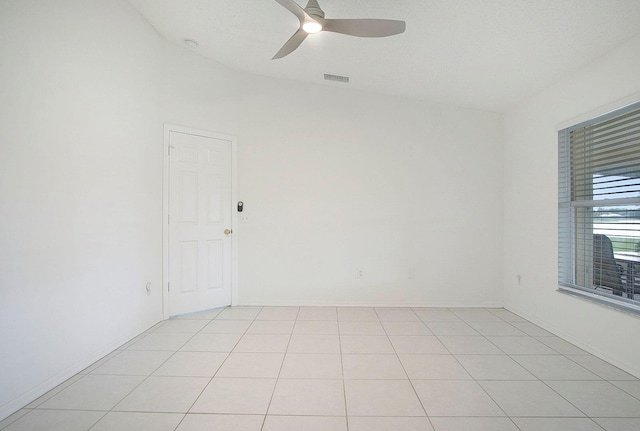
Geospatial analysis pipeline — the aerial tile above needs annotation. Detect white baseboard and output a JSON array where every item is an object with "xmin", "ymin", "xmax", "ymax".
[
  {"xmin": 505, "ymin": 305, "xmax": 640, "ymax": 379},
  {"xmin": 235, "ymin": 301, "xmax": 505, "ymax": 308},
  {"xmin": 0, "ymin": 316, "xmax": 162, "ymax": 422}
]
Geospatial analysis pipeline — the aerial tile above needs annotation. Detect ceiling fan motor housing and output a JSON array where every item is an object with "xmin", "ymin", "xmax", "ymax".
[{"xmin": 305, "ymin": 0, "xmax": 325, "ymax": 18}]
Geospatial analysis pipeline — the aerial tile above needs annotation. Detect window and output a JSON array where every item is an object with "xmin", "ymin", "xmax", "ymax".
[{"xmin": 558, "ymin": 101, "xmax": 640, "ymax": 312}]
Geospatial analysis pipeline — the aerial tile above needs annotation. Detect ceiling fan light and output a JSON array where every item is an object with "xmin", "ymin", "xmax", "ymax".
[{"xmin": 302, "ymin": 21, "xmax": 322, "ymax": 34}]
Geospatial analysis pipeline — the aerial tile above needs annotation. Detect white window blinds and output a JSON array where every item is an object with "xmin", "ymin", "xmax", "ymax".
[{"xmin": 558, "ymin": 101, "xmax": 640, "ymax": 303}]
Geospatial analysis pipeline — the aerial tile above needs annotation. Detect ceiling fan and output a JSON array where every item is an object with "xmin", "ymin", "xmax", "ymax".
[{"xmin": 272, "ymin": 0, "xmax": 406, "ymax": 59}]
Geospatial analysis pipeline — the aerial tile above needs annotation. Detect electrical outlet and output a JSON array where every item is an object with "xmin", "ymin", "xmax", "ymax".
[{"xmin": 356, "ymin": 268, "xmax": 364, "ymax": 279}]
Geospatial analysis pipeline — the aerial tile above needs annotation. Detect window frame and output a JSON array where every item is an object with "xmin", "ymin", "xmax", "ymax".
[{"xmin": 557, "ymin": 100, "xmax": 640, "ymax": 315}]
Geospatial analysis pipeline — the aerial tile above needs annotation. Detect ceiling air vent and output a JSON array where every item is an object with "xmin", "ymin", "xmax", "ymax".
[{"xmin": 324, "ymin": 73, "xmax": 350, "ymax": 84}]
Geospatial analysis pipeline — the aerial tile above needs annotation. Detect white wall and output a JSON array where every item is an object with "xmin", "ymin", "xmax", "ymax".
[
  {"xmin": 0, "ymin": 0, "xmax": 163, "ymax": 418},
  {"xmin": 234, "ymin": 77, "xmax": 504, "ymax": 306},
  {"xmin": 160, "ymin": 43, "xmax": 243, "ymax": 134},
  {"xmin": 158, "ymin": 48, "xmax": 505, "ymax": 308},
  {"xmin": 503, "ymin": 34, "xmax": 640, "ymax": 377}
]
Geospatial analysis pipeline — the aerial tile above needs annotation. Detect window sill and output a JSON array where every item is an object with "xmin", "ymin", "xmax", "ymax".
[{"xmin": 557, "ymin": 285, "xmax": 640, "ymax": 317}]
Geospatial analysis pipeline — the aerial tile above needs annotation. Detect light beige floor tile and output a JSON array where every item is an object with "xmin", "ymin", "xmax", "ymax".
[
  {"xmin": 511, "ymin": 355, "xmax": 600, "ymax": 380},
  {"xmin": 180, "ymin": 333, "xmax": 242, "ymax": 352},
  {"xmin": 39, "ymin": 375, "xmax": 144, "ymax": 410},
  {"xmin": 25, "ymin": 375, "xmax": 83, "ymax": 408},
  {"xmin": 413, "ymin": 380, "xmax": 504, "ymax": 417},
  {"xmin": 293, "ymin": 320, "xmax": 340, "ymax": 335},
  {"xmin": 145, "ymin": 321, "xmax": 165, "ymax": 332},
  {"xmin": 255, "ymin": 307, "xmax": 299, "ymax": 321},
  {"xmin": 452, "ymin": 309, "xmax": 504, "ymax": 322},
  {"xmin": 381, "ymin": 321, "xmax": 433, "ymax": 335},
  {"xmin": 233, "ymin": 334, "xmax": 290, "ymax": 352},
  {"xmin": 201, "ymin": 319, "xmax": 251, "ymax": 334},
  {"xmin": 342, "ymin": 354, "xmax": 407, "ymax": 379},
  {"xmin": 91, "ymin": 350, "xmax": 173, "ymax": 375},
  {"xmin": 114, "ymin": 376, "xmax": 208, "ymax": 413},
  {"xmin": 337, "ymin": 308, "xmax": 378, "ymax": 321},
  {"xmin": 344, "ymin": 380, "xmax": 425, "ymax": 417},
  {"xmin": 171, "ymin": 308, "xmax": 223, "ymax": 320},
  {"xmin": 280, "ymin": 353, "xmax": 343, "ymax": 379},
  {"xmin": 426, "ymin": 321, "xmax": 478, "ymax": 336},
  {"xmin": 297, "ymin": 307, "xmax": 338, "ymax": 321},
  {"xmin": 479, "ymin": 381, "xmax": 584, "ymax": 417},
  {"xmin": 566, "ymin": 355, "xmax": 638, "ymax": 380},
  {"xmin": 399, "ymin": 354, "xmax": 472, "ymax": 380},
  {"xmin": 0, "ymin": 409, "xmax": 29, "ymax": 430},
  {"xmin": 269, "ymin": 379, "xmax": 346, "ymax": 416},
  {"xmin": 509, "ymin": 321, "xmax": 554, "ymax": 336},
  {"xmin": 126, "ymin": 332, "xmax": 193, "ymax": 351},
  {"xmin": 189, "ymin": 378, "xmax": 276, "ymax": 414},
  {"xmin": 176, "ymin": 414, "xmax": 264, "ymax": 431},
  {"xmin": 90, "ymin": 412, "xmax": 184, "ymax": 431},
  {"xmin": 430, "ymin": 417, "xmax": 518, "ymax": 431},
  {"xmin": 153, "ymin": 352, "xmax": 227, "ymax": 377},
  {"xmin": 262, "ymin": 415, "xmax": 347, "ymax": 431},
  {"xmin": 79, "ymin": 351, "xmax": 121, "ymax": 374},
  {"xmin": 246, "ymin": 320, "xmax": 295, "ymax": 334},
  {"xmin": 455, "ymin": 355, "xmax": 536, "ymax": 380},
  {"xmin": 414, "ymin": 309, "xmax": 461, "ymax": 322},
  {"xmin": 215, "ymin": 352, "xmax": 284, "ymax": 378},
  {"xmin": 348, "ymin": 416, "xmax": 433, "ymax": 431},
  {"xmin": 513, "ymin": 417, "xmax": 604, "ymax": 431},
  {"xmin": 490, "ymin": 309, "xmax": 527, "ymax": 322},
  {"xmin": 13, "ymin": 306, "xmax": 640, "ymax": 431},
  {"xmin": 487, "ymin": 336, "xmax": 557, "ymax": 354},
  {"xmin": 467, "ymin": 322, "xmax": 526, "ymax": 336},
  {"xmin": 2, "ymin": 410, "xmax": 104, "ymax": 431},
  {"xmin": 375, "ymin": 308, "xmax": 420, "ymax": 321},
  {"xmin": 287, "ymin": 334, "xmax": 341, "ymax": 353},
  {"xmin": 150, "ymin": 319, "xmax": 208, "ymax": 333},
  {"xmin": 546, "ymin": 380, "xmax": 640, "ymax": 417},
  {"xmin": 338, "ymin": 321, "xmax": 385, "ymax": 335},
  {"xmin": 611, "ymin": 380, "xmax": 640, "ymax": 398},
  {"xmin": 437, "ymin": 336, "xmax": 502, "ymax": 354},
  {"xmin": 215, "ymin": 307, "xmax": 261, "ymax": 320},
  {"xmin": 593, "ymin": 417, "xmax": 640, "ymax": 431},
  {"xmin": 536, "ymin": 337, "xmax": 588, "ymax": 355},
  {"xmin": 388, "ymin": 335, "xmax": 449, "ymax": 354},
  {"xmin": 340, "ymin": 335, "xmax": 395, "ymax": 353}
]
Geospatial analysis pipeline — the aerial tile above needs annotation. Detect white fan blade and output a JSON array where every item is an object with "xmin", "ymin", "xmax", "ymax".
[
  {"xmin": 323, "ymin": 19, "xmax": 406, "ymax": 37},
  {"xmin": 274, "ymin": 0, "xmax": 310, "ymax": 23},
  {"xmin": 273, "ymin": 28, "xmax": 308, "ymax": 59}
]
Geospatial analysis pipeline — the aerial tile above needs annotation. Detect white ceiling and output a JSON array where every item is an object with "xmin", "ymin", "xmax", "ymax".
[{"xmin": 128, "ymin": 0, "xmax": 640, "ymax": 112}]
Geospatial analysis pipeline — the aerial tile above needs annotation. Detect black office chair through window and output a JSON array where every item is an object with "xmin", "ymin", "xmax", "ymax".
[{"xmin": 593, "ymin": 234, "xmax": 624, "ymax": 296}]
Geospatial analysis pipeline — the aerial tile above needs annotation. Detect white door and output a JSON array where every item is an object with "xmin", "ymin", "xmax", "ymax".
[{"xmin": 168, "ymin": 130, "xmax": 232, "ymax": 316}]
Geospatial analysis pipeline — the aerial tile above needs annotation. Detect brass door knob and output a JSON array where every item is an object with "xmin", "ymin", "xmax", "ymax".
[{"xmin": 224, "ymin": 228, "xmax": 233, "ymax": 235}]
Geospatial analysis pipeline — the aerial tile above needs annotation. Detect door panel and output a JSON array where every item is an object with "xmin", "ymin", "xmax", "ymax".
[
  {"xmin": 180, "ymin": 172, "xmax": 198, "ymax": 223},
  {"xmin": 206, "ymin": 174, "xmax": 223, "ymax": 223},
  {"xmin": 168, "ymin": 131, "xmax": 232, "ymax": 316},
  {"xmin": 180, "ymin": 241, "xmax": 198, "ymax": 293},
  {"xmin": 207, "ymin": 240, "xmax": 224, "ymax": 289}
]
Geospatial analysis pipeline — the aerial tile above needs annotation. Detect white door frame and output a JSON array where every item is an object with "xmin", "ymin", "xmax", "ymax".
[{"xmin": 162, "ymin": 124, "xmax": 238, "ymax": 319}]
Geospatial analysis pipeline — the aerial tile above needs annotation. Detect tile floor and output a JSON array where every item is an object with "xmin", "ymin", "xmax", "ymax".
[{"xmin": 2, "ymin": 307, "xmax": 640, "ymax": 431}]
